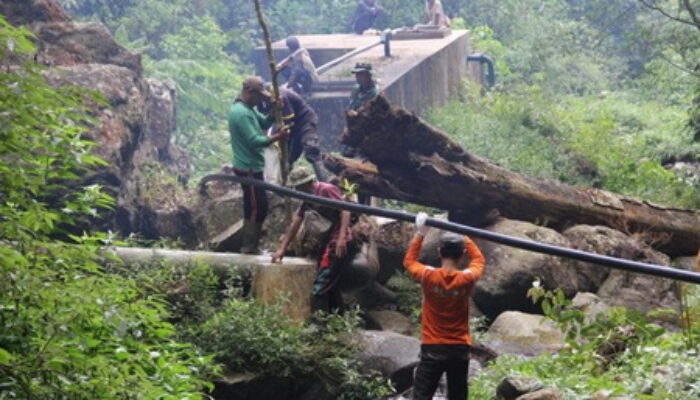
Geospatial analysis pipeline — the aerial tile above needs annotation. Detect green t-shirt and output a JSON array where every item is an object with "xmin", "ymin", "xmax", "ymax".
[{"xmin": 228, "ymin": 100, "xmax": 274, "ymax": 172}]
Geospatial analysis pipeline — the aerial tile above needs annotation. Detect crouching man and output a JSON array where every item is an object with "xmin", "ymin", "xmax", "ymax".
[
  {"xmin": 404, "ymin": 212, "xmax": 486, "ymax": 400},
  {"xmin": 271, "ymin": 167, "xmax": 357, "ymax": 313}
]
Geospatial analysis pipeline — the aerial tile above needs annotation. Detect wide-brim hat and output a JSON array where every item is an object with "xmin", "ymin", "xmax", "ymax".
[
  {"xmin": 288, "ymin": 166, "xmax": 315, "ymax": 187},
  {"xmin": 352, "ymin": 62, "xmax": 373, "ymax": 74}
]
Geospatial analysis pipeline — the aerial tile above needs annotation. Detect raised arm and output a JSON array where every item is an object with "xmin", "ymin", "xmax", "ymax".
[
  {"xmin": 462, "ymin": 237, "xmax": 485, "ymax": 282},
  {"xmin": 403, "ymin": 212, "xmax": 431, "ymax": 281}
]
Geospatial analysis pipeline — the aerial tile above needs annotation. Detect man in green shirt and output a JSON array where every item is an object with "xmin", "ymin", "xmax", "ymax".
[{"xmin": 229, "ymin": 76, "xmax": 289, "ymax": 254}]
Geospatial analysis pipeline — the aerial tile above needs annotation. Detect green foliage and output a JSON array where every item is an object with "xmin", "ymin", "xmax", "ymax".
[
  {"xmin": 386, "ymin": 270, "xmax": 423, "ymax": 325},
  {"xmin": 0, "ymin": 16, "xmax": 211, "ymax": 399},
  {"xmin": 198, "ymin": 302, "xmax": 393, "ymax": 399},
  {"xmin": 428, "ymin": 83, "xmax": 700, "ymax": 208},
  {"xmin": 468, "ymin": 282, "xmax": 700, "ymax": 399}
]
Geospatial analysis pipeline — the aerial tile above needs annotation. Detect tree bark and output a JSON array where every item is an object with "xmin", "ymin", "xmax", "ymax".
[{"xmin": 324, "ymin": 95, "xmax": 700, "ymax": 256}]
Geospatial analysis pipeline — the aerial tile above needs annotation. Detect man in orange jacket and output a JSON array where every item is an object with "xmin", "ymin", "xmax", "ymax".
[{"xmin": 403, "ymin": 212, "xmax": 486, "ymax": 400}]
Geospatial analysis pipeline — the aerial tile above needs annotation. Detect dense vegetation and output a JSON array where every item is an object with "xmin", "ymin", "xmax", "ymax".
[
  {"xmin": 0, "ymin": 17, "xmax": 212, "ymax": 399},
  {"xmin": 0, "ymin": 15, "xmax": 390, "ymax": 400},
  {"xmin": 3, "ymin": 0, "xmax": 699, "ymax": 398},
  {"xmin": 57, "ymin": 1, "xmax": 699, "ymax": 208}
]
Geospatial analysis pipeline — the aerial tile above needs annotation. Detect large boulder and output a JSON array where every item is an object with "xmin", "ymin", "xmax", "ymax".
[
  {"xmin": 357, "ymin": 330, "xmax": 420, "ymax": 393},
  {"xmin": 374, "ymin": 218, "xmax": 413, "ymax": 284},
  {"xmin": 34, "ymin": 22, "xmax": 142, "ymax": 73},
  {"xmin": 483, "ymin": 311, "xmax": 566, "ymax": 356},
  {"xmin": 473, "ymin": 219, "xmax": 580, "ymax": 320},
  {"xmin": 564, "ymin": 224, "xmax": 680, "ymax": 314},
  {"xmin": 0, "ymin": 0, "xmax": 70, "ymax": 26},
  {"xmin": 496, "ymin": 375, "xmax": 545, "ymax": 400},
  {"xmin": 365, "ymin": 310, "xmax": 414, "ymax": 335}
]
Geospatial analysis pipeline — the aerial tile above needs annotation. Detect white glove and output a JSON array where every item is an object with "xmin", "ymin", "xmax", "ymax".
[{"xmin": 415, "ymin": 212, "xmax": 430, "ymax": 236}]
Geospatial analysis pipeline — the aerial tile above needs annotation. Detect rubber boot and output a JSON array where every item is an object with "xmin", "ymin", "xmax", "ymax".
[{"xmin": 240, "ymin": 221, "xmax": 263, "ymax": 255}]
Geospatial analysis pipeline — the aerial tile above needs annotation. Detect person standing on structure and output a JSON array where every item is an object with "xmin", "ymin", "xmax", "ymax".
[
  {"xmin": 271, "ymin": 167, "xmax": 356, "ymax": 314},
  {"xmin": 404, "ymin": 212, "xmax": 486, "ymax": 400},
  {"xmin": 422, "ymin": 0, "xmax": 451, "ymax": 28},
  {"xmin": 277, "ymin": 36, "xmax": 318, "ymax": 95},
  {"xmin": 350, "ymin": 0, "xmax": 386, "ymax": 34},
  {"xmin": 228, "ymin": 76, "xmax": 289, "ymax": 254}
]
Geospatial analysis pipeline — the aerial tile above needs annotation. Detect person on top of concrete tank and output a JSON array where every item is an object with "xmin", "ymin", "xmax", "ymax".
[
  {"xmin": 404, "ymin": 212, "xmax": 485, "ymax": 400},
  {"xmin": 271, "ymin": 166, "xmax": 357, "ymax": 314},
  {"xmin": 343, "ymin": 62, "xmax": 380, "ymax": 204},
  {"xmin": 350, "ymin": 0, "xmax": 386, "ymax": 34},
  {"xmin": 228, "ymin": 76, "xmax": 289, "ymax": 254},
  {"xmin": 259, "ymin": 86, "xmax": 326, "ymax": 181},
  {"xmin": 276, "ymin": 36, "xmax": 318, "ymax": 95},
  {"xmin": 347, "ymin": 62, "xmax": 379, "ymax": 114},
  {"xmin": 422, "ymin": 0, "xmax": 451, "ymax": 28}
]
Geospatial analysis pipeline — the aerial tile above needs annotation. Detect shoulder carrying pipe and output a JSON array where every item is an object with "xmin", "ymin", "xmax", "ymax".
[
  {"xmin": 466, "ymin": 53, "xmax": 495, "ymax": 88},
  {"xmin": 199, "ymin": 174, "xmax": 700, "ymax": 285}
]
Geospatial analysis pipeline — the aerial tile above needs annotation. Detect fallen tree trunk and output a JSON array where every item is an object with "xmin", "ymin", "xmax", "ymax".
[{"xmin": 324, "ymin": 95, "xmax": 700, "ymax": 256}]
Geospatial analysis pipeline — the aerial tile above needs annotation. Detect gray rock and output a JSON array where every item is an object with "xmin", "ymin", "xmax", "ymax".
[
  {"xmin": 366, "ymin": 310, "xmax": 415, "ymax": 335},
  {"xmin": 357, "ymin": 330, "xmax": 420, "ymax": 393},
  {"xmin": 0, "ymin": 0, "xmax": 70, "ymax": 26},
  {"xmin": 35, "ymin": 21, "xmax": 142, "ymax": 73},
  {"xmin": 496, "ymin": 375, "xmax": 545, "ymax": 400},
  {"xmin": 473, "ymin": 219, "xmax": 579, "ymax": 320},
  {"xmin": 570, "ymin": 292, "xmax": 609, "ymax": 322},
  {"xmin": 515, "ymin": 388, "xmax": 563, "ymax": 400},
  {"xmin": 374, "ymin": 218, "xmax": 413, "ymax": 284},
  {"xmin": 211, "ymin": 372, "xmax": 294, "ymax": 400},
  {"xmin": 484, "ymin": 311, "xmax": 566, "ymax": 356},
  {"xmin": 564, "ymin": 225, "xmax": 680, "ymax": 315}
]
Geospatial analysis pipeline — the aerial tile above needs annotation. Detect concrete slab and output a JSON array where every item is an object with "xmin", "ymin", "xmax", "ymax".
[{"xmin": 112, "ymin": 247, "xmax": 316, "ymax": 321}]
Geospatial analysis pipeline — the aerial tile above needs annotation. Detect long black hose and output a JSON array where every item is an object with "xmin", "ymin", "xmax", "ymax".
[{"xmin": 200, "ymin": 174, "xmax": 700, "ymax": 285}]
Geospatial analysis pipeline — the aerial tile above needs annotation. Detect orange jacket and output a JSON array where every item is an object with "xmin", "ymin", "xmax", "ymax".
[{"xmin": 403, "ymin": 235, "xmax": 485, "ymax": 345}]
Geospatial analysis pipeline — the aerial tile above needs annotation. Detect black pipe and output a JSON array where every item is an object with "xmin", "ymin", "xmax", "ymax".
[
  {"xmin": 466, "ymin": 53, "xmax": 495, "ymax": 87},
  {"xmin": 200, "ymin": 174, "xmax": 700, "ymax": 285}
]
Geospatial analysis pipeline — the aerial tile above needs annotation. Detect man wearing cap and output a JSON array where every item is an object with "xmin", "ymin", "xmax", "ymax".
[
  {"xmin": 404, "ymin": 212, "xmax": 485, "ymax": 400},
  {"xmin": 348, "ymin": 62, "xmax": 379, "ymax": 114},
  {"xmin": 271, "ymin": 167, "xmax": 356, "ymax": 313},
  {"xmin": 229, "ymin": 76, "xmax": 289, "ymax": 254},
  {"xmin": 343, "ymin": 62, "xmax": 380, "ymax": 204},
  {"xmin": 277, "ymin": 36, "xmax": 318, "ymax": 95}
]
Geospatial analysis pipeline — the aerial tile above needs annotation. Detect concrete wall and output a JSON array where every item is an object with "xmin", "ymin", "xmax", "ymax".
[{"xmin": 383, "ymin": 33, "xmax": 470, "ymax": 117}]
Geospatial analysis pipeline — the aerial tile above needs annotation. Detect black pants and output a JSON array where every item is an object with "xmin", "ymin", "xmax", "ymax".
[
  {"xmin": 413, "ymin": 345, "xmax": 470, "ymax": 400},
  {"xmin": 234, "ymin": 169, "xmax": 268, "ymax": 224},
  {"xmin": 289, "ymin": 121, "xmax": 321, "ymax": 165}
]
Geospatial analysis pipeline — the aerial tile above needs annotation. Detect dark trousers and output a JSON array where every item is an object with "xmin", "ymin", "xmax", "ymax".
[
  {"xmin": 413, "ymin": 345, "xmax": 470, "ymax": 400},
  {"xmin": 289, "ymin": 121, "xmax": 321, "ymax": 165},
  {"xmin": 234, "ymin": 169, "xmax": 268, "ymax": 224},
  {"xmin": 310, "ymin": 232, "xmax": 357, "ymax": 314}
]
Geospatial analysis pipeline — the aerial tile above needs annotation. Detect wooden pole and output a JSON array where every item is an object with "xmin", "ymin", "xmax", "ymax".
[{"xmin": 252, "ymin": 0, "xmax": 289, "ymax": 185}]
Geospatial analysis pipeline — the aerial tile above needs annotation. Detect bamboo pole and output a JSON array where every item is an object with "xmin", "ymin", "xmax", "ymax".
[{"xmin": 252, "ymin": 0, "xmax": 289, "ymax": 185}]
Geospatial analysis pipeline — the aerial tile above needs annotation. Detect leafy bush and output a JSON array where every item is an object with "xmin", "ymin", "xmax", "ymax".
[
  {"xmin": 427, "ymin": 83, "xmax": 700, "ymax": 208},
  {"xmin": 0, "ymin": 16, "xmax": 212, "ymax": 399},
  {"xmin": 198, "ymin": 300, "xmax": 393, "ymax": 399},
  {"xmin": 468, "ymin": 283, "xmax": 700, "ymax": 399}
]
